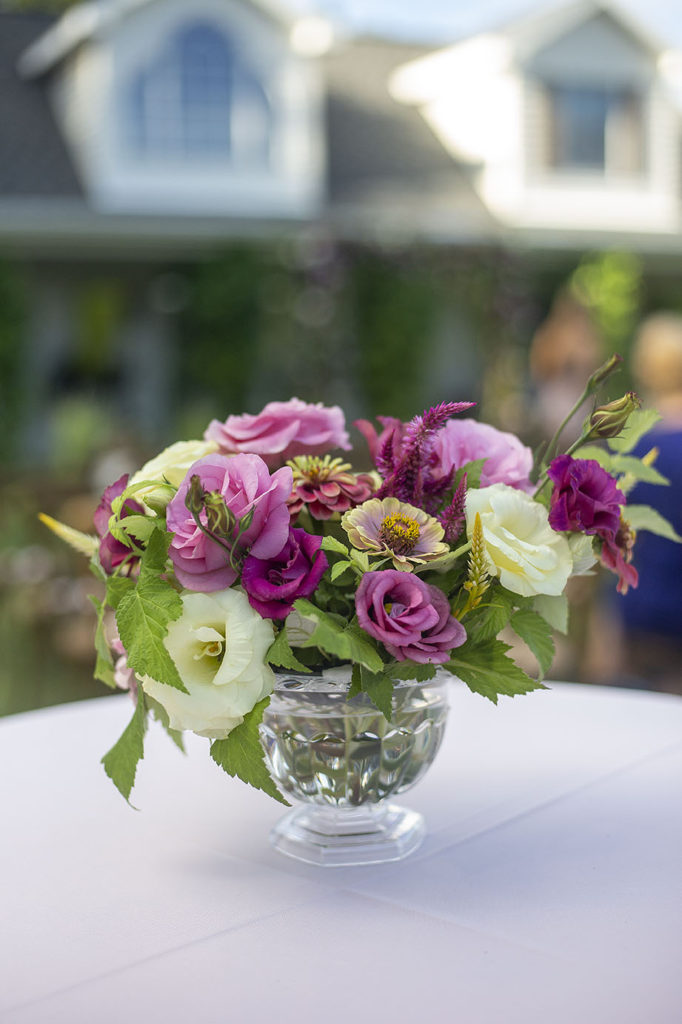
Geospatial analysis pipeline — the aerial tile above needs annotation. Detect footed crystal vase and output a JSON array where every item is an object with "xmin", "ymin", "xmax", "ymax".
[{"xmin": 259, "ymin": 667, "xmax": 450, "ymax": 866}]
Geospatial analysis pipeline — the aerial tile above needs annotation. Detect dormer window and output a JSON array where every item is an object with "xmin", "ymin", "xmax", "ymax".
[
  {"xmin": 548, "ymin": 84, "xmax": 644, "ymax": 175},
  {"xmin": 127, "ymin": 21, "xmax": 271, "ymax": 164}
]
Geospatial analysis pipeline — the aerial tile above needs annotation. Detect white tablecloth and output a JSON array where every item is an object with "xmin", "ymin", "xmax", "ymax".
[{"xmin": 1, "ymin": 681, "xmax": 681, "ymax": 1024}]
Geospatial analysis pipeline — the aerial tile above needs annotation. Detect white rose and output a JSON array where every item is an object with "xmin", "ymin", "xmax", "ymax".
[
  {"xmin": 465, "ymin": 483, "xmax": 572, "ymax": 598},
  {"xmin": 129, "ymin": 439, "xmax": 219, "ymax": 508},
  {"xmin": 141, "ymin": 588, "xmax": 275, "ymax": 739}
]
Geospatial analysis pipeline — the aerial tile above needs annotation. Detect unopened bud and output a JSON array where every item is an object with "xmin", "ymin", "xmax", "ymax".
[
  {"xmin": 587, "ymin": 353, "xmax": 623, "ymax": 392},
  {"xmin": 589, "ymin": 392, "xmax": 641, "ymax": 438},
  {"xmin": 185, "ymin": 474, "xmax": 206, "ymax": 518},
  {"xmin": 204, "ymin": 491, "xmax": 235, "ymax": 537}
]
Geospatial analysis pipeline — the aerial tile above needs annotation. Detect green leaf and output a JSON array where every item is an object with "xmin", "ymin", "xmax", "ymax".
[
  {"xmin": 360, "ymin": 666, "xmax": 394, "ymax": 720},
  {"xmin": 101, "ymin": 693, "xmax": 147, "ymax": 804},
  {"xmin": 578, "ymin": 446, "xmax": 669, "ymax": 486},
  {"xmin": 120, "ymin": 514, "xmax": 158, "ymax": 544},
  {"xmin": 350, "ymin": 549, "xmax": 370, "ymax": 573},
  {"xmin": 625, "ymin": 504, "xmax": 682, "ymax": 543},
  {"xmin": 105, "ymin": 574, "xmax": 135, "ymax": 610},
  {"xmin": 533, "ymin": 594, "xmax": 569, "ymax": 635},
  {"xmin": 446, "ymin": 639, "xmax": 546, "ymax": 704},
  {"xmin": 147, "ymin": 697, "xmax": 186, "ymax": 753},
  {"xmin": 115, "ymin": 530, "xmax": 186, "ymax": 692},
  {"xmin": 211, "ymin": 698, "xmax": 289, "ymax": 805},
  {"xmin": 607, "ymin": 409, "xmax": 662, "ymax": 454},
  {"xmin": 331, "ymin": 560, "xmax": 353, "ymax": 582},
  {"xmin": 267, "ymin": 628, "xmax": 311, "ymax": 674},
  {"xmin": 321, "ymin": 536, "xmax": 350, "ymax": 556},
  {"xmin": 466, "ymin": 586, "xmax": 517, "ymax": 642},
  {"xmin": 291, "ymin": 599, "xmax": 384, "ymax": 673},
  {"xmin": 510, "ymin": 608, "xmax": 555, "ymax": 680},
  {"xmin": 385, "ymin": 661, "xmax": 437, "ymax": 682},
  {"xmin": 454, "ymin": 458, "xmax": 486, "ymax": 490},
  {"xmin": 88, "ymin": 594, "xmax": 115, "ymax": 688},
  {"xmin": 348, "ymin": 663, "xmax": 362, "ymax": 699}
]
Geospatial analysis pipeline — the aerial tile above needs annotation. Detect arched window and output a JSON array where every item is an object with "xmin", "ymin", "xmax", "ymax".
[{"xmin": 127, "ymin": 21, "xmax": 271, "ymax": 163}]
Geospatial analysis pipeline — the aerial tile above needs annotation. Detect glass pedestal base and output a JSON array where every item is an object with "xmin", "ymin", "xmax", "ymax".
[{"xmin": 269, "ymin": 803, "xmax": 425, "ymax": 867}]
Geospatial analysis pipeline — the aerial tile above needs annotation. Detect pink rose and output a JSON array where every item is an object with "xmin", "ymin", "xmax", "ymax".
[
  {"xmin": 205, "ymin": 398, "xmax": 351, "ymax": 468},
  {"xmin": 432, "ymin": 419, "xmax": 533, "ymax": 491},
  {"xmin": 166, "ymin": 454, "xmax": 293, "ymax": 592},
  {"xmin": 355, "ymin": 570, "xmax": 466, "ymax": 664}
]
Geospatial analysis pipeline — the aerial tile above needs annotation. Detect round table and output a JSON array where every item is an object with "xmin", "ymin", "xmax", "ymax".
[{"xmin": 1, "ymin": 681, "xmax": 681, "ymax": 1023}]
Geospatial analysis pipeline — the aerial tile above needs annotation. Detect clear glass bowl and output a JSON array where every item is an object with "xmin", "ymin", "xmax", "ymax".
[{"xmin": 259, "ymin": 668, "xmax": 450, "ymax": 866}]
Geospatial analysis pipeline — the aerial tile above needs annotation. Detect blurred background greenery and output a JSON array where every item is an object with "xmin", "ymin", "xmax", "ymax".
[{"xmin": 2, "ymin": 238, "xmax": 679, "ymax": 716}]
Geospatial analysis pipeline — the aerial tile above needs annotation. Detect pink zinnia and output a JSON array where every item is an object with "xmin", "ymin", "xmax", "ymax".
[{"xmin": 288, "ymin": 456, "xmax": 375, "ymax": 521}]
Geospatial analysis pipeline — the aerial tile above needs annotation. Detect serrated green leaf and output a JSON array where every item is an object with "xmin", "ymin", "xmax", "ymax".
[
  {"xmin": 267, "ymin": 628, "xmax": 311, "ymax": 673},
  {"xmin": 211, "ymin": 698, "xmax": 289, "ymax": 805},
  {"xmin": 385, "ymin": 661, "xmax": 437, "ymax": 682},
  {"xmin": 101, "ymin": 693, "xmax": 147, "ymax": 804},
  {"xmin": 510, "ymin": 608, "xmax": 555, "ymax": 680},
  {"xmin": 321, "ymin": 536, "xmax": 350, "ymax": 556},
  {"xmin": 533, "ymin": 594, "xmax": 569, "ymax": 635},
  {"xmin": 446, "ymin": 639, "xmax": 546, "ymax": 703},
  {"xmin": 331, "ymin": 560, "xmax": 353, "ymax": 581},
  {"xmin": 88, "ymin": 594, "xmax": 115, "ymax": 688},
  {"xmin": 578, "ymin": 446, "xmax": 669, "ymax": 486},
  {"xmin": 625, "ymin": 504, "xmax": 682, "ymax": 542},
  {"xmin": 105, "ymin": 574, "xmax": 135, "ymax": 610},
  {"xmin": 466, "ymin": 586, "xmax": 517, "ymax": 642},
  {"xmin": 147, "ymin": 697, "xmax": 186, "ymax": 753},
  {"xmin": 291, "ymin": 599, "xmax": 384, "ymax": 672},
  {"xmin": 360, "ymin": 666, "xmax": 394, "ymax": 720},
  {"xmin": 115, "ymin": 532, "xmax": 186, "ymax": 692},
  {"xmin": 607, "ymin": 409, "xmax": 662, "ymax": 454}
]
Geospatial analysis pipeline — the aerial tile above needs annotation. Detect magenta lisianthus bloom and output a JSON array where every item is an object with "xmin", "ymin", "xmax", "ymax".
[
  {"xmin": 166, "ymin": 454, "xmax": 293, "ymax": 592},
  {"xmin": 93, "ymin": 474, "xmax": 144, "ymax": 575},
  {"xmin": 431, "ymin": 419, "xmax": 533, "ymax": 491},
  {"xmin": 204, "ymin": 398, "xmax": 351, "ymax": 468},
  {"xmin": 356, "ymin": 570, "xmax": 466, "ymax": 664},
  {"xmin": 241, "ymin": 528, "xmax": 328, "ymax": 619},
  {"xmin": 547, "ymin": 455, "xmax": 625, "ymax": 538}
]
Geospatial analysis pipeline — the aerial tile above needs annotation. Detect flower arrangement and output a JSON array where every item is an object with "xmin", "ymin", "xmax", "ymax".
[{"xmin": 42, "ymin": 362, "xmax": 679, "ymax": 804}]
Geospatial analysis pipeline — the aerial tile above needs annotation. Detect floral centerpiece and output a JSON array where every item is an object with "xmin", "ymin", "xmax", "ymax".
[{"xmin": 42, "ymin": 360, "xmax": 679, "ymax": 811}]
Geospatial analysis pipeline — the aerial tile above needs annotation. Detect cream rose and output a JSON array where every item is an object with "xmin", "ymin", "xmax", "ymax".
[
  {"xmin": 129, "ymin": 439, "xmax": 219, "ymax": 508},
  {"xmin": 465, "ymin": 484, "xmax": 572, "ymax": 598},
  {"xmin": 140, "ymin": 588, "xmax": 275, "ymax": 739}
]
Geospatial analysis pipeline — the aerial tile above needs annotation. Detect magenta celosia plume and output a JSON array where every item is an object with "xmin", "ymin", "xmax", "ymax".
[
  {"xmin": 355, "ymin": 569, "xmax": 466, "ymax": 663},
  {"xmin": 166, "ymin": 454, "xmax": 293, "ymax": 591},
  {"xmin": 205, "ymin": 398, "xmax": 351, "ymax": 468}
]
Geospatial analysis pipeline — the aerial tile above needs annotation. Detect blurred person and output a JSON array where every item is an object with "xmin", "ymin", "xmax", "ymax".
[
  {"xmin": 528, "ymin": 289, "xmax": 604, "ymax": 445},
  {"xmin": 606, "ymin": 312, "xmax": 682, "ymax": 692}
]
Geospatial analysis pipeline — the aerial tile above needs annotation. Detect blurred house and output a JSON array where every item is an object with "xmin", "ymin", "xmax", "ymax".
[{"xmin": 1, "ymin": 0, "xmax": 681, "ymax": 463}]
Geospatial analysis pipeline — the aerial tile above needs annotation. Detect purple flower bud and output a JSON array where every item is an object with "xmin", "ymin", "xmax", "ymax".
[{"xmin": 588, "ymin": 392, "xmax": 641, "ymax": 439}]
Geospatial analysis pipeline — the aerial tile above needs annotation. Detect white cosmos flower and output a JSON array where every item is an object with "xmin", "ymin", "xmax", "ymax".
[
  {"xmin": 465, "ymin": 483, "xmax": 572, "ymax": 598},
  {"xmin": 129, "ymin": 439, "xmax": 219, "ymax": 508},
  {"xmin": 140, "ymin": 588, "xmax": 275, "ymax": 739}
]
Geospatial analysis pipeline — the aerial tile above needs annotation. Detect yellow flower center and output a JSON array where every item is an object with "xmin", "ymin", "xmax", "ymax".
[{"xmin": 379, "ymin": 513, "xmax": 420, "ymax": 556}]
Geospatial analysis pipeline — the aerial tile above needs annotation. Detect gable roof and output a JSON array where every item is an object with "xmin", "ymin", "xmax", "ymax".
[
  {"xmin": 0, "ymin": 12, "xmax": 83, "ymax": 198},
  {"xmin": 19, "ymin": 0, "xmax": 298, "ymax": 79}
]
